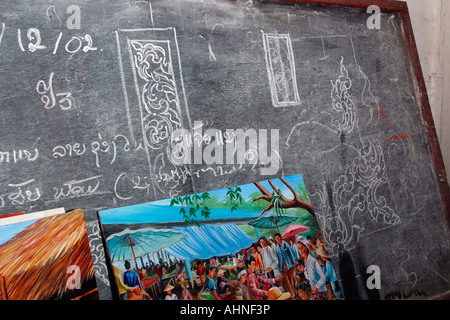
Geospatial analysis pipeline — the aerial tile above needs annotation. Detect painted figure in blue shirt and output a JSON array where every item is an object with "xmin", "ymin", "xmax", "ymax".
[
  {"xmin": 295, "ymin": 236, "xmax": 327, "ymax": 297},
  {"xmin": 275, "ymin": 233, "xmax": 296, "ymax": 271},
  {"xmin": 275, "ymin": 233, "xmax": 297, "ymax": 297},
  {"xmin": 203, "ymin": 264, "xmax": 221, "ymax": 300},
  {"xmin": 289, "ymin": 238, "xmax": 299, "ymax": 260},
  {"xmin": 317, "ymin": 249, "xmax": 342, "ymax": 299},
  {"xmin": 123, "ymin": 260, "xmax": 142, "ymax": 289}
]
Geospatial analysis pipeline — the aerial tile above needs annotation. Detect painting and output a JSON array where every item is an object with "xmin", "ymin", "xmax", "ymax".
[
  {"xmin": 98, "ymin": 174, "xmax": 342, "ymax": 300},
  {"xmin": 0, "ymin": 208, "xmax": 98, "ymax": 300}
]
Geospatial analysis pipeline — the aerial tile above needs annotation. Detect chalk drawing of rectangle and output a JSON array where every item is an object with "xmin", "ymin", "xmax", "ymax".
[
  {"xmin": 115, "ymin": 28, "xmax": 191, "ymax": 198},
  {"xmin": 262, "ymin": 32, "xmax": 301, "ymax": 107}
]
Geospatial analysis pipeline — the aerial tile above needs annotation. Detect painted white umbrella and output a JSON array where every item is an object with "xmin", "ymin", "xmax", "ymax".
[{"xmin": 106, "ymin": 227, "xmax": 186, "ymax": 267}]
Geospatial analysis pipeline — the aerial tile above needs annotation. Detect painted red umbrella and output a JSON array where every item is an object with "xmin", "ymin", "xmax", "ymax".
[{"xmin": 281, "ymin": 224, "xmax": 310, "ymax": 239}]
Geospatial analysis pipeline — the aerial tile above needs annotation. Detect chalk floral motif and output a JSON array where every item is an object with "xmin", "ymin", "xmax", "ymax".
[{"xmin": 130, "ymin": 40, "xmax": 182, "ymax": 151}]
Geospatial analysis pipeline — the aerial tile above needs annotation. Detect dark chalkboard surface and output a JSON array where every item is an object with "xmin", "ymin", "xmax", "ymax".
[{"xmin": 1, "ymin": 0, "xmax": 448, "ymax": 300}]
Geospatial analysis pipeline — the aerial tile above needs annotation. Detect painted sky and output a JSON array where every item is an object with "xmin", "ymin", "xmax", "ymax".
[
  {"xmin": 0, "ymin": 220, "xmax": 36, "ymax": 246},
  {"xmin": 145, "ymin": 174, "xmax": 304, "ymax": 206},
  {"xmin": 99, "ymin": 174, "xmax": 307, "ymax": 224}
]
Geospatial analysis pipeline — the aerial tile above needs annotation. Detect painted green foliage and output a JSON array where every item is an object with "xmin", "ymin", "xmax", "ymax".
[
  {"xmin": 169, "ymin": 181, "xmax": 312, "ymax": 228},
  {"xmin": 169, "ymin": 192, "xmax": 212, "ymax": 227}
]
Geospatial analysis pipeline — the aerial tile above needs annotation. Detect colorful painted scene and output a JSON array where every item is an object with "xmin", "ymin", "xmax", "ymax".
[
  {"xmin": 99, "ymin": 174, "xmax": 343, "ymax": 300},
  {"xmin": 0, "ymin": 209, "xmax": 98, "ymax": 300}
]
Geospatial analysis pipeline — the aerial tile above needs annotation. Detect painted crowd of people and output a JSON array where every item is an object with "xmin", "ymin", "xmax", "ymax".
[
  {"xmin": 230, "ymin": 232, "xmax": 343, "ymax": 300},
  {"xmin": 115, "ymin": 259, "xmax": 186, "ymax": 300},
  {"xmin": 159, "ymin": 232, "xmax": 342, "ymax": 301},
  {"xmin": 114, "ymin": 231, "xmax": 343, "ymax": 300}
]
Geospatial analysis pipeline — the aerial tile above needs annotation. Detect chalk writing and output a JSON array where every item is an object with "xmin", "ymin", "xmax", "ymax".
[
  {"xmin": 27, "ymin": 28, "xmax": 46, "ymax": 52},
  {"xmin": 52, "ymin": 133, "xmax": 131, "ymax": 167},
  {"xmin": 52, "ymin": 143, "xmax": 87, "ymax": 158},
  {"xmin": 113, "ymin": 162, "xmax": 246, "ymax": 201},
  {"xmin": 53, "ymin": 175, "xmax": 102, "ymax": 201},
  {"xmin": 0, "ymin": 148, "xmax": 39, "ymax": 163},
  {"xmin": 0, "ymin": 179, "xmax": 41, "ymax": 208},
  {"xmin": 171, "ymin": 122, "xmax": 280, "ymax": 175},
  {"xmin": 90, "ymin": 133, "xmax": 130, "ymax": 167},
  {"xmin": 36, "ymin": 72, "xmax": 77, "ymax": 111},
  {"xmin": 15, "ymin": 28, "xmax": 97, "ymax": 54},
  {"xmin": 65, "ymin": 34, "xmax": 97, "ymax": 53}
]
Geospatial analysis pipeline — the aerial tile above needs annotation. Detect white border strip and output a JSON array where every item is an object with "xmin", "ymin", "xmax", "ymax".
[{"xmin": 0, "ymin": 207, "xmax": 66, "ymax": 227}]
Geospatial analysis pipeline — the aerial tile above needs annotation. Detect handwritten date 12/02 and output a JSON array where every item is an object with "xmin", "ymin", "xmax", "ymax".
[{"xmin": 17, "ymin": 28, "xmax": 97, "ymax": 54}]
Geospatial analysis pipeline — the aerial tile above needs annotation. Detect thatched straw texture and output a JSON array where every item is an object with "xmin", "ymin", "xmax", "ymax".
[{"xmin": 0, "ymin": 210, "xmax": 95, "ymax": 300}]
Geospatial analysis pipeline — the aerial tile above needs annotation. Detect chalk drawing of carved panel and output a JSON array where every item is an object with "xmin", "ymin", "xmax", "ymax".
[
  {"xmin": 262, "ymin": 32, "xmax": 301, "ymax": 108},
  {"xmin": 115, "ymin": 28, "xmax": 192, "ymax": 199},
  {"xmin": 129, "ymin": 39, "xmax": 183, "ymax": 151}
]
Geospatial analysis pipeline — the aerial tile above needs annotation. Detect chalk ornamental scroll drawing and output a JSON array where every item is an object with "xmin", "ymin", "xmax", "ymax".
[
  {"xmin": 330, "ymin": 57, "xmax": 356, "ymax": 135},
  {"xmin": 262, "ymin": 32, "xmax": 301, "ymax": 108},
  {"xmin": 115, "ymin": 28, "xmax": 192, "ymax": 199},
  {"xmin": 85, "ymin": 220, "xmax": 111, "ymax": 299},
  {"xmin": 287, "ymin": 56, "xmax": 400, "ymax": 256},
  {"xmin": 311, "ymin": 138, "xmax": 400, "ymax": 256}
]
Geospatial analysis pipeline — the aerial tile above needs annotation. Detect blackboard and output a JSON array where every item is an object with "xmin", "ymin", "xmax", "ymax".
[{"xmin": 1, "ymin": 0, "xmax": 448, "ymax": 300}]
